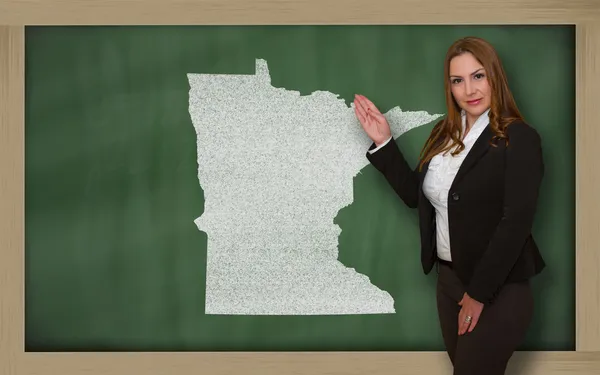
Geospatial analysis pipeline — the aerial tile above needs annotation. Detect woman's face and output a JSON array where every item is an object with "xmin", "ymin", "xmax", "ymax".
[{"xmin": 449, "ymin": 52, "xmax": 492, "ymax": 125}]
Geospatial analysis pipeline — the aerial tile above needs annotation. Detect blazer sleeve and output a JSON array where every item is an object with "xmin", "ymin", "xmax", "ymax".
[
  {"xmin": 466, "ymin": 121, "xmax": 545, "ymax": 304},
  {"xmin": 365, "ymin": 138, "xmax": 420, "ymax": 209}
]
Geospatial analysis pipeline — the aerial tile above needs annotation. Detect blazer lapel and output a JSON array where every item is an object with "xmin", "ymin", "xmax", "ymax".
[{"xmin": 450, "ymin": 124, "xmax": 493, "ymax": 189}]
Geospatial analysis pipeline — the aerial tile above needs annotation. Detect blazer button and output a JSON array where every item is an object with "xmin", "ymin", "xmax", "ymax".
[{"xmin": 451, "ymin": 192, "xmax": 460, "ymax": 201}]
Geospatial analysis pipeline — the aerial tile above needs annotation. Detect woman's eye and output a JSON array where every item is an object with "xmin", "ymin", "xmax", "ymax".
[
  {"xmin": 451, "ymin": 78, "xmax": 461, "ymax": 84},
  {"xmin": 474, "ymin": 73, "xmax": 485, "ymax": 79}
]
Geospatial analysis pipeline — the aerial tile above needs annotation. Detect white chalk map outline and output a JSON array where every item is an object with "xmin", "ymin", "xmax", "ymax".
[{"xmin": 187, "ymin": 59, "xmax": 443, "ymax": 315}]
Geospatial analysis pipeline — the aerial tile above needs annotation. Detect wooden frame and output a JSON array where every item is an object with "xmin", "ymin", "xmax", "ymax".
[{"xmin": 1, "ymin": 0, "xmax": 599, "ymax": 374}]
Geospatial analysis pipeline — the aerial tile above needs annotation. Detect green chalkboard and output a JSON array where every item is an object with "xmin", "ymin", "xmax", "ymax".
[{"xmin": 24, "ymin": 25, "xmax": 575, "ymax": 351}]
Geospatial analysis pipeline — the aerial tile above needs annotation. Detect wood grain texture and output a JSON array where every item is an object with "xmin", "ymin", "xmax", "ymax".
[
  {"xmin": 14, "ymin": 352, "xmax": 600, "ymax": 375},
  {"xmin": 0, "ymin": 0, "xmax": 598, "ymax": 24},
  {"xmin": 0, "ymin": 25, "xmax": 24, "ymax": 375},
  {"xmin": 1, "ymin": 0, "xmax": 600, "ymax": 374},
  {"xmin": 576, "ymin": 20, "xmax": 600, "ymax": 353}
]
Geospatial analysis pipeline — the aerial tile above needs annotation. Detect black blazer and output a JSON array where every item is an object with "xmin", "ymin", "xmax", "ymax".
[{"xmin": 366, "ymin": 120, "xmax": 546, "ymax": 306}]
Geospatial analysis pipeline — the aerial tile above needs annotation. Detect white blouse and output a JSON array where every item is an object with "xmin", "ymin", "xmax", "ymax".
[{"xmin": 369, "ymin": 109, "xmax": 490, "ymax": 262}]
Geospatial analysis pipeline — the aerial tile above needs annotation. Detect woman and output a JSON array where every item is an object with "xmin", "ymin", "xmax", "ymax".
[{"xmin": 354, "ymin": 36, "xmax": 546, "ymax": 375}]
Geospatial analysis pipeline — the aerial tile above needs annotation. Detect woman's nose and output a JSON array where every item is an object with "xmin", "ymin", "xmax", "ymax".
[{"xmin": 465, "ymin": 81, "xmax": 475, "ymax": 95}]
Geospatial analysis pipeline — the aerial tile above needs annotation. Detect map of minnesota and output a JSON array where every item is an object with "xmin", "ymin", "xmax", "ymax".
[{"xmin": 187, "ymin": 59, "xmax": 443, "ymax": 315}]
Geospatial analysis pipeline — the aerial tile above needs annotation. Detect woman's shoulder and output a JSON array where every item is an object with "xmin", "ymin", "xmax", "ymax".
[{"xmin": 505, "ymin": 118, "xmax": 542, "ymax": 145}]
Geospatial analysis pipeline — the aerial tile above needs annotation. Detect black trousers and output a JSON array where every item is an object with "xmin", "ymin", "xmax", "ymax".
[{"xmin": 436, "ymin": 262, "xmax": 534, "ymax": 375}]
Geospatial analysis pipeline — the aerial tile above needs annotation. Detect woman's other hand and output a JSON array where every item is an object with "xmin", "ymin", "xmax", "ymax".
[
  {"xmin": 354, "ymin": 94, "xmax": 391, "ymax": 146},
  {"xmin": 458, "ymin": 292, "xmax": 484, "ymax": 335}
]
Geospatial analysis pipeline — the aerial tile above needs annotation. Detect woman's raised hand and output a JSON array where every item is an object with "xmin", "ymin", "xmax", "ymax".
[{"xmin": 353, "ymin": 94, "xmax": 391, "ymax": 146}]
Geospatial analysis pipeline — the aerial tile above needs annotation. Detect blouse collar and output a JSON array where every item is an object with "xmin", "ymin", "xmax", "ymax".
[{"xmin": 461, "ymin": 107, "xmax": 491, "ymax": 132}]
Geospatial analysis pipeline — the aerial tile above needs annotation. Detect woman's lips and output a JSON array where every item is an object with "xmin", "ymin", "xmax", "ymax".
[{"xmin": 466, "ymin": 98, "xmax": 482, "ymax": 105}]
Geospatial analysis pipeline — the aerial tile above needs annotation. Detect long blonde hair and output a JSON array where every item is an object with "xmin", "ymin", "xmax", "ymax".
[{"xmin": 418, "ymin": 36, "xmax": 524, "ymax": 171}]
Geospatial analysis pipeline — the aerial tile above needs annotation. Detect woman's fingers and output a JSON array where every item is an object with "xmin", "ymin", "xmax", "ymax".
[
  {"xmin": 458, "ymin": 307, "xmax": 471, "ymax": 335},
  {"xmin": 354, "ymin": 94, "xmax": 392, "ymax": 145},
  {"xmin": 468, "ymin": 313, "xmax": 480, "ymax": 333},
  {"xmin": 458, "ymin": 307, "xmax": 484, "ymax": 335},
  {"xmin": 359, "ymin": 95, "xmax": 384, "ymax": 116},
  {"xmin": 354, "ymin": 95, "xmax": 369, "ymax": 118},
  {"xmin": 354, "ymin": 96, "xmax": 373, "ymax": 129},
  {"xmin": 355, "ymin": 94, "xmax": 377, "ymax": 115},
  {"xmin": 356, "ymin": 94, "xmax": 388, "ymax": 126},
  {"xmin": 457, "ymin": 294, "xmax": 484, "ymax": 335},
  {"xmin": 354, "ymin": 102, "xmax": 366, "ymax": 124}
]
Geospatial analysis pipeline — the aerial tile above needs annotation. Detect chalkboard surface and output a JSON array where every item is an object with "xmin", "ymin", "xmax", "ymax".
[{"xmin": 24, "ymin": 25, "xmax": 575, "ymax": 351}]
